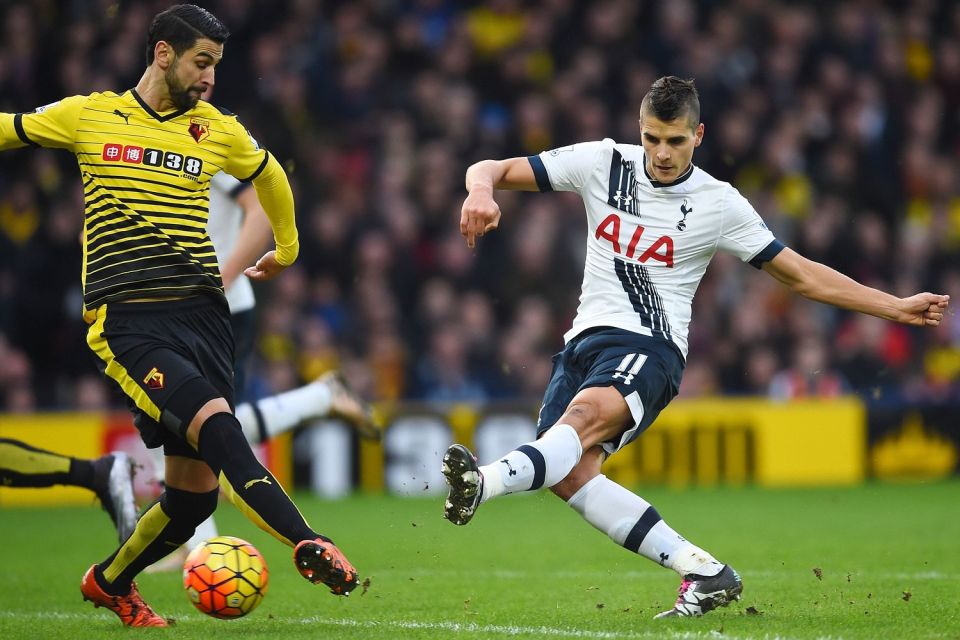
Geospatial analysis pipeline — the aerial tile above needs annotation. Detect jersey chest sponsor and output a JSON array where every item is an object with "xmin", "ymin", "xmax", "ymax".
[
  {"xmin": 594, "ymin": 212, "xmax": 675, "ymax": 267},
  {"xmin": 101, "ymin": 143, "xmax": 204, "ymax": 182}
]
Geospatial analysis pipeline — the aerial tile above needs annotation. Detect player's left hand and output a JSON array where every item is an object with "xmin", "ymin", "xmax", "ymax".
[
  {"xmin": 243, "ymin": 250, "xmax": 288, "ymax": 282},
  {"xmin": 899, "ymin": 293, "xmax": 950, "ymax": 326}
]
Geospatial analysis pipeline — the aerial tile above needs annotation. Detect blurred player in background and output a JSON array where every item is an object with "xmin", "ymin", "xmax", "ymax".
[
  {"xmin": 0, "ymin": 4, "xmax": 358, "ymax": 627},
  {"xmin": 147, "ymin": 167, "xmax": 379, "ymax": 572},
  {"xmin": 0, "ymin": 439, "xmax": 136, "ymax": 541},
  {"xmin": 443, "ymin": 76, "xmax": 949, "ymax": 619}
]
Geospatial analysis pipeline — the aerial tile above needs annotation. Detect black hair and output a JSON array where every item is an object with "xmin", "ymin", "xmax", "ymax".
[
  {"xmin": 640, "ymin": 76, "xmax": 700, "ymax": 127},
  {"xmin": 145, "ymin": 4, "xmax": 230, "ymax": 65}
]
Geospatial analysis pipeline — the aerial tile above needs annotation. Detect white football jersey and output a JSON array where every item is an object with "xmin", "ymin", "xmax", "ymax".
[
  {"xmin": 534, "ymin": 138, "xmax": 781, "ymax": 359},
  {"xmin": 207, "ymin": 171, "xmax": 256, "ymax": 314}
]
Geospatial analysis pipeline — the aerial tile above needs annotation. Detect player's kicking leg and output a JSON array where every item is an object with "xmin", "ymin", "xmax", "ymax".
[
  {"xmin": 187, "ymin": 399, "xmax": 359, "ymax": 596},
  {"xmin": 234, "ymin": 370, "xmax": 380, "ymax": 444},
  {"xmin": 442, "ymin": 420, "xmax": 582, "ymax": 525},
  {"xmin": 558, "ymin": 448, "xmax": 742, "ymax": 618}
]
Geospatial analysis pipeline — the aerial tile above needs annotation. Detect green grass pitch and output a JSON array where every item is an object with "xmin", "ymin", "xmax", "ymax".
[{"xmin": 1, "ymin": 481, "xmax": 958, "ymax": 639}]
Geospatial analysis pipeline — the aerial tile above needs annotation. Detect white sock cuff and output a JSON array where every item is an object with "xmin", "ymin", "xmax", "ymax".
[
  {"xmin": 566, "ymin": 473, "xmax": 607, "ymax": 513},
  {"xmin": 537, "ymin": 423, "xmax": 583, "ymax": 488},
  {"xmin": 546, "ymin": 423, "xmax": 583, "ymax": 459}
]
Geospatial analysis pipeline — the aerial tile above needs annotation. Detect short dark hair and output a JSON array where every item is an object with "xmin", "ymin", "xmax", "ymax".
[
  {"xmin": 145, "ymin": 4, "xmax": 230, "ymax": 65},
  {"xmin": 640, "ymin": 76, "xmax": 700, "ymax": 127}
]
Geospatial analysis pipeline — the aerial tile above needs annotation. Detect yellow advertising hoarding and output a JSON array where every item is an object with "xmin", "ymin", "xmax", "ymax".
[
  {"xmin": 602, "ymin": 398, "xmax": 866, "ymax": 487},
  {"xmin": 1, "ymin": 398, "xmax": 865, "ymax": 506}
]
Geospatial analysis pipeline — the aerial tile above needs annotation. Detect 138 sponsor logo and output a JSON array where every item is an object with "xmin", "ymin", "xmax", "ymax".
[{"xmin": 101, "ymin": 143, "xmax": 203, "ymax": 179}]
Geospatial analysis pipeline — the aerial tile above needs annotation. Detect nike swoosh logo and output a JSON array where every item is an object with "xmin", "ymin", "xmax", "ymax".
[{"xmin": 244, "ymin": 475, "xmax": 272, "ymax": 490}]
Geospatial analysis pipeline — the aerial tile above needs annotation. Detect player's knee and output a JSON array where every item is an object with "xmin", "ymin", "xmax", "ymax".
[
  {"xmin": 161, "ymin": 486, "xmax": 219, "ymax": 527},
  {"xmin": 186, "ymin": 398, "xmax": 233, "ymax": 448},
  {"xmin": 563, "ymin": 398, "xmax": 601, "ymax": 426}
]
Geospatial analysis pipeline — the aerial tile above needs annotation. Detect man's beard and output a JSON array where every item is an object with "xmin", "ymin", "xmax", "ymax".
[{"xmin": 165, "ymin": 65, "xmax": 201, "ymax": 111}]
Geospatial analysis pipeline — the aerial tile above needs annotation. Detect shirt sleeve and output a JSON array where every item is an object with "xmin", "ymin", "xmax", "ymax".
[
  {"xmin": 716, "ymin": 185, "xmax": 783, "ymax": 267},
  {"xmin": 0, "ymin": 95, "xmax": 87, "ymax": 151},
  {"xmin": 530, "ymin": 139, "xmax": 608, "ymax": 193},
  {"xmin": 221, "ymin": 116, "xmax": 270, "ymax": 182}
]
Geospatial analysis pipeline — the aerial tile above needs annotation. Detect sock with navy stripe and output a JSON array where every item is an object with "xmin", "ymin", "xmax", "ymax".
[
  {"xmin": 566, "ymin": 474, "xmax": 723, "ymax": 577},
  {"xmin": 479, "ymin": 423, "xmax": 582, "ymax": 502}
]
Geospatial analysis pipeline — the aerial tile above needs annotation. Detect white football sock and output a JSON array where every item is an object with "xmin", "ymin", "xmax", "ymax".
[
  {"xmin": 566, "ymin": 474, "xmax": 723, "ymax": 577},
  {"xmin": 480, "ymin": 423, "xmax": 582, "ymax": 502},
  {"xmin": 235, "ymin": 381, "xmax": 333, "ymax": 444},
  {"xmin": 148, "ymin": 446, "xmax": 166, "ymax": 484}
]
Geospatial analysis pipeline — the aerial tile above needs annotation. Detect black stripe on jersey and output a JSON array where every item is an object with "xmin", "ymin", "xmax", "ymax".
[
  {"xmin": 86, "ymin": 184, "xmax": 207, "ymax": 202},
  {"xmin": 614, "ymin": 257, "xmax": 671, "ymax": 340},
  {"xmin": 87, "ymin": 233, "xmax": 164, "ymax": 260},
  {"xmin": 240, "ymin": 150, "xmax": 270, "ymax": 183},
  {"xmin": 749, "ymin": 239, "xmax": 786, "ymax": 269},
  {"xmin": 123, "ymin": 197, "xmax": 208, "ymax": 214},
  {"xmin": 83, "ymin": 171, "xmax": 204, "ymax": 195},
  {"xmin": 130, "ymin": 88, "xmax": 188, "ymax": 122},
  {"xmin": 607, "ymin": 150, "xmax": 640, "ymax": 217},
  {"xmin": 13, "ymin": 114, "xmax": 38, "ymax": 147},
  {"xmin": 86, "ymin": 260, "xmax": 216, "ymax": 288},
  {"xmin": 527, "ymin": 156, "xmax": 553, "ymax": 192}
]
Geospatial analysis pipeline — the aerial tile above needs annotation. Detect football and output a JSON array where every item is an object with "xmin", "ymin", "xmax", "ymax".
[{"xmin": 182, "ymin": 535, "xmax": 269, "ymax": 619}]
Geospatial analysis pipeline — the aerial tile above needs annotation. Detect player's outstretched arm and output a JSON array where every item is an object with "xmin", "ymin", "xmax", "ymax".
[
  {"xmin": 762, "ymin": 247, "xmax": 949, "ymax": 326},
  {"xmin": 461, "ymin": 157, "xmax": 538, "ymax": 248},
  {"xmin": 248, "ymin": 154, "xmax": 299, "ymax": 280}
]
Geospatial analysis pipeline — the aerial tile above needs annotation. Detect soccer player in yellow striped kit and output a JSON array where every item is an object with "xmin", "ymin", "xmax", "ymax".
[{"xmin": 0, "ymin": 4, "xmax": 357, "ymax": 626}]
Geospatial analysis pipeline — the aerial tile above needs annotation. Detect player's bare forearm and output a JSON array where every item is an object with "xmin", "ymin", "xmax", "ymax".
[
  {"xmin": 461, "ymin": 158, "xmax": 538, "ymax": 248},
  {"xmin": 465, "ymin": 158, "xmax": 538, "ymax": 192},
  {"xmin": 763, "ymin": 248, "xmax": 949, "ymax": 326}
]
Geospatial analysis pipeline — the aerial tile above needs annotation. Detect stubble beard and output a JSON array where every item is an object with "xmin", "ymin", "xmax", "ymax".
[{"xmin": 165, "ymin": 64, "xmax": 200, "ymax": 111}]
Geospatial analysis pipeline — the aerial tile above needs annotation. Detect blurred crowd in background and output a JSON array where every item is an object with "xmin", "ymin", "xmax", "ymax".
[{"xmin": 1, "ymin": 0, "xmax": 960, "ymax": 414}]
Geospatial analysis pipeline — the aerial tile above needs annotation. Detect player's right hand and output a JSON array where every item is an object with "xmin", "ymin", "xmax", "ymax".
[
  {"xmin": 460, "ymin": 188, "xmax": 501, "ymax": 249},
  {"xmin": 243, "ymin": 250, "xmax": 288, "ymax": 282}
]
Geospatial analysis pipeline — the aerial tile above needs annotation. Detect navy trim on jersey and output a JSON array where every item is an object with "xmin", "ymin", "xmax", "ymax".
[
  {"xmin": 213, "ymin": 104, "xmax": 235, "ymax": 116},
  {"xmin": 622, "ymin": 506, "xmax": 663, "ymax": 552},
  {"xmin": 614, "ymin": 258, "xmax": 672, "ymax": 340},
  {"xmin": 516, "ymin": 444, "xmax": 546, "ymax": 490},
  {"xmin": 607, "ymin": 150, "xmax": 641, "ymax": 217},
  {"xmin": 130, "ymin": 88, "xmax": 189, "ymax": 122},
  {"xmin": 642, "ymin": 157, "xmax": 694, "ymax": 188},
  {"xmin": 240, "ymin": 150, "xmax": 270, "ymax": 183},
  {"xmin": 749, "ymin": 239, "xmax": 786, "ymax": 269},
  {"xmin": 528, "ymin": 155, "xmax": 553, "ymax": 192},
  {"xmin": 13, "ymin": 114, "xmax": 37, "ymax": 147}
]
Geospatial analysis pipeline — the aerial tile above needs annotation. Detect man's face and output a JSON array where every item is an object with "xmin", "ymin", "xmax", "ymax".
[
  {"xmin": 639, "ymin": 112, "xmax": 704, "ymax": 184},
  {"xmin": 164, "ymin": 38, "xmax": 223, "ymax": 111}
]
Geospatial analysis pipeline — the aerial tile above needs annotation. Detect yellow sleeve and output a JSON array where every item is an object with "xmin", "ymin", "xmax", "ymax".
[
  {"xmin": 223, "ymin": 116, "xmax": 298, "ymax": 266},
  {"xmin": 251, "ymin": 153, "xmax": 299, "ymax": 266},
  {"xmin": 0, "ymin": 96, "xmax": 86, "ymax": 151}
]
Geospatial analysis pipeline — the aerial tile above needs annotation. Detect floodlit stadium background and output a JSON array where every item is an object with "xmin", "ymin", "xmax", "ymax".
[{"xmin": 1, "ymin": 0, "xmax": 958, "ymax": 501}]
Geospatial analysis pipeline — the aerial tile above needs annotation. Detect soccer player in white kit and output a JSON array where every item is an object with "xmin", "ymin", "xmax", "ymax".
[{"xmin": 442, "ymin": 76, "xmax": 950, "ymax": 618}]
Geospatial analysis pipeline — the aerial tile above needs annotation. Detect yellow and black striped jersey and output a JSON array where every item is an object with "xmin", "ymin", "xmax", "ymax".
[{"xmin": 0, "ymin": 89, "xmax": 275, "ymax": 313}]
